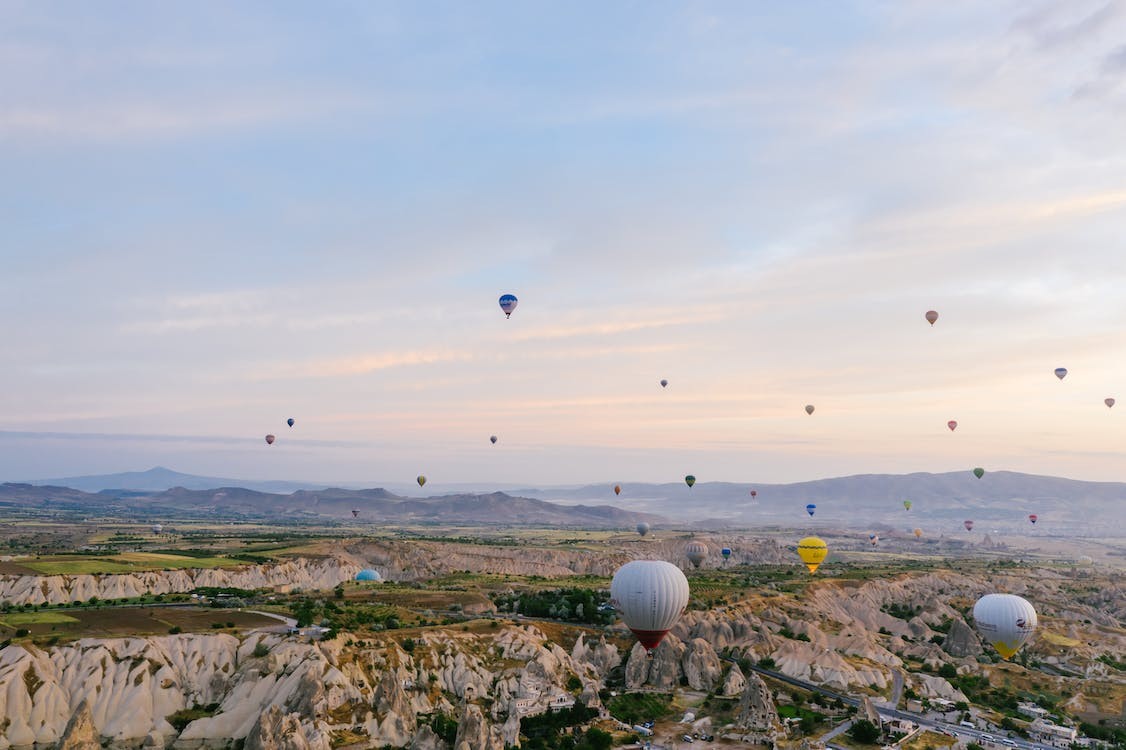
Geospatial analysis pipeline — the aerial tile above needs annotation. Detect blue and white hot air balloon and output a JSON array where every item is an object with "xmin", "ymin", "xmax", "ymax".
[
  {"xmin": 1054, "ymin": 367, "xmax": 1067, "ymax": 380},
  {"xmin": 806, "ymin": 503, "xmax": 816, "ymax": 517},
  {"xmin": 498, "ymin": 294, "xmax": 518, "ymax": 318}
]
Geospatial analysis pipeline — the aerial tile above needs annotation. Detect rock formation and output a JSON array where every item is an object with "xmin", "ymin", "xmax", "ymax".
[
  {"xmin": 942, "ymin": 617, "xmax": 983, "ymax": 658},
  {"xmin": 54, "ymin": 699, "xmax": 99, "ymax": 750}
]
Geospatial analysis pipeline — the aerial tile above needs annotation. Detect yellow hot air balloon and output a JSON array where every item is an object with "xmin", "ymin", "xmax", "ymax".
[
  {"xmin": 913, "ymin": 528, "xmax": 923, "ymax": 539},
  {"xmin": 797, "ymin": 536, "xmax": 828, "ymax": 574}
]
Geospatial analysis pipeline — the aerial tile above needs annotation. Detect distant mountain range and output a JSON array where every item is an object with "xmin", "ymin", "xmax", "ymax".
[{"xmin": 12, "ymin": 467, "xmax": 1125, "ymax": 534}]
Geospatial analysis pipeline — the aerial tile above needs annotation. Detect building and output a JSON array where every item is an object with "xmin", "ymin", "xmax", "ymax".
[
  {"xmin": 1018, "ymin": 702, "xmax": 1050, "ymax": 720},
  {"xmin": 1029, "ymin": 719, "xmax": 1077, "ymax": 744}
]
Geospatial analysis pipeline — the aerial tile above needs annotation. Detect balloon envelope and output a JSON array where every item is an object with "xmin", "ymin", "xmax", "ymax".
[
  {"xmin": 869, "ymin": 534, "xmax": 879, "ymax": 546},
  {"xmin": 636, "ymin": 522, "xmax": 650, "ymax": 537},
  {"xmin": 797, "ymin": 536, "xmax": 828, "ymax": 574},
  {"xmin": 749, "ymin": 489, "xmax": 757, "ymax": 498},
  {"xmin": 355, "ymin": 569, "xmax": 381, "ymax": 582},
  {"xmin": 973, "ymin": 467, "xmax": 985, "ymax": 479},
  {"xmin": 1054, "ymin": 367, "xmax": 1067, "ymax": 380},
  {"xmin": 685, "ymin": 541, "xmax": 708, "ymax": 568},
  {"xmin": 498, "ymin": 294, "xmax": 518, "ymax": 318},
  {"xmin": 964, "ymin": 520, "xmax": 975, "ymax": 531},
  {"xmin": 1106, "ymin": 398, "xmax": 1115, "ymax": 408},
  {"xmin": 152, "ymin": 524, "xmax": 163, "ymax": 534},
  {"xmin": 610, "ymin": 560, "xmax": 690, "ymax": 652},
  {"xmin": 1029, "ymin": 514, "xmax": 1038, "ymax": 524},
  {"xmin": 925, "ymin": 310, "xmax": 938, "ymax": 325},
  {"xmin": 416, "ymin": 475, "xmax": 426, "ymax": 487},
  {"xmin": 903, "ymin": 499, "xmax": 912, "ymax": 511},
  {"xmin": 805, "ymin": 503, "xmax": 816, "ymax": 517},
  {"xmin": 265, "ymin": 434, "xmax": 275, "ymax": 445},
  {"xmin": 973, "ymin": 593, "xmax": 1037, "ymax": 659},
  {"xmin": 947, "ymin": 420, "xmax": 957, "ymax": 431},
  {"xmin": 490, "ymin": 435, "xmax": 498, "ymax": 444},
  {"xmin": 287, "ymin": 418, "xmax": 295, "ymax": 427},
  {"xmin": 804, "ymin": 404, "xmax": 815, "ymax": 415},
  {"xmin": 660, "ymin": 379, "xmax": 668, "ymax": 388},
  {"xmin": 351, "ymin": 509, "xmax": 359, "ymax": 518},
  {"xmin": 685, "ymin": 475, "xmax": 696, "ymax": 488},
  {"xmin": 614, "ymin": 484, "xmax": 622, "ymax": 495},
  {"xmin": 913, "ymin": 528, "xmax": 923, "ymax": 539},
  {"xmin": 721, "ymin": 547, "xmax": 732, "ymax": 560}
]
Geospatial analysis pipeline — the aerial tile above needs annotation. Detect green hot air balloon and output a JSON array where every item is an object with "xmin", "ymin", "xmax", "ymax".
[
  {"xmin": 973, "ymin": 467, "xmax": 985, "ymax": 479},
  {"xmin": 685, "ymin": 475, "xmax": 696, "ymax": 488},
  {"xmin": 903, "ymin": 499, "xmax": 912, "ymax": 511}
]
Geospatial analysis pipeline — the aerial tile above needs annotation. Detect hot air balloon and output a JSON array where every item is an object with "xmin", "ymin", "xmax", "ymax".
[
  {"xmin": 1077, "ymin": 555, "xmax": 1093, "ymax": 566},
  {"xmin": 265, "ymin": 434, "xmax": 276, "ymax": 445},
  {"xmin": 287, "ymin": 418, "xmax": 295, "ymax": 428},
  {"xmin": 964, "ymin": 520, "xmax": 975, "ymax": 531},
  {"xmin": 973, "ymin": 593, "xmax": 1037, "ymax": 659},
  {"xmin": 749, "ymin": 489, "xmax": 757, "ymax": 499},
  {"xmin": 355, "ymin": 569, "xmax": 381, "ymax": 582},
  {"xmin": 685, "ymin": 475, "xmax": 696, "ymax": 488},
  {"xmin": 490, "ymin": 435, "xmax": 498, "ymax": 444},
  {"xmin": 614, "ymin": 484, "xmax": 622, "ymax": 496},
  {"xmin": 610, "ymin": 560, "xmax": 689, "ymax": 654},
  {"xmin": 805, "ymin": 404, "xmax": 815, "ymax": 415},
  {"xmin": 1029, "ymin": 514, "xmax": 1038, "ymax": 524},
  {"xmin": 797, "ymin": 536, "xmax": 828, "ymax": 574},
  {"xmin": 805, "ymin": 503, "xmax": 816, "ymax": 517},
  {"xmin": 1054, "ymin": 367, "xmax": 1067, "ymax": 380},
  {"xmin": 152, "ymin": 524, "xmax": 163, "ymax": 535},
  {"xmin": 498, "ymin": 294, "xmax": 518, "ymax": 318},
  {"xmin": 685, "ymin": 541, "xmax": 708, "ymax": 568},
  {"xmin": 417, "ymin": 475, "xmax": 427, "ymax": 487},
  {"xmin": 903, "ymin": 499, "xmax": 912, "ymax": 511},
  {"xmin": 947, "ymin": 420, "xmax": 958, "ymax": 431},
  {"xmin": 721, "ymin": 547, "xmax": 732, "ymax": 560},
  {"xmin": 1105, "ymin": 398, "xmax": 1115, "ymax": 408},
  {"xmin": 636, "ymin": 522, "xmax": 651, "ymax": 537},
  {"xmin": 913, "ymin": 528, "xmax": 923, "ymax": 539},
  {"xmin": 660, "ymin": 379, "xmax": 668, "ymax": 388},
  {"xmin": 869, "ymin": 533, "xmax": 879, "ymax": 546},
  {"xmin": 973, "ymin": 467, "xmax": 985, "ymax": 479},
  {"xmin": 351, "ymin": 509, "xmax": 359, "ymax": 518},
  {"xmin": 925, "ymin": 310, "xmax": 938, "ymax": 325}
]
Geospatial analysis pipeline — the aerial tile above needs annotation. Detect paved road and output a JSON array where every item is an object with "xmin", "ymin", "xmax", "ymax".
[
  {"xmin": 889, "ymin": 669, "xmax": 905, "ymax": 707},
  {"xmin": 820, "ymin": 720, "xmax": 853, "ymax": 742}
]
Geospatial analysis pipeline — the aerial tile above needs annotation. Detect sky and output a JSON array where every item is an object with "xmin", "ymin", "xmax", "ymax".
[{"xmin": 2, "ymin": 1, "xmax": 1126, "ymax": 486}]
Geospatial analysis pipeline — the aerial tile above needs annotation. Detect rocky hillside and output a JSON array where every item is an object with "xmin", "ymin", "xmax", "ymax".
[{"xmin": 0, "ymin": 556, "xmax": 359, "ymax": 607}]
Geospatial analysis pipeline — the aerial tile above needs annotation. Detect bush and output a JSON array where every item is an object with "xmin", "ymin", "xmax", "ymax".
[
  {"xmin": 252, "ymin": 643, "xmax": 270, "ymax": 658},
  {"xmin": 939, "ymin": 664, "xmax": 958, "ymax": 678},
  {"xmin": 758, "ymin": 656, "xmax": 777, "ymax": 670},
  {"xmin": 848, "ymin": 719, "xmax": 882, "ymax": 744},
  {"xmin": 14, "ymin": 628, "xmax": 29, "ymax": 638},
  {"xmin": 168, "ymin": 626, "xmax": 182, "ymax": 634}
]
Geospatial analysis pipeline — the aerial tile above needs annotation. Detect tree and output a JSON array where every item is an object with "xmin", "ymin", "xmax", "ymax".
[
  {"xmin": 848, "ymin": 719, "xmax": 882, "ymax": 744},
  {"xmin": 939, "ymin": 663, "xmax": 958, "ymax": 678}
]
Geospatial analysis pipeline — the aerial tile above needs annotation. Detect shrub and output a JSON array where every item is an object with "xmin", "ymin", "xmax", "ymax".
[
  {"xmin": 848, "ymin": 719, "xmax": 882, "ymax": 744},
  {"xmin": 168, "ymin": 626, "xmax": 182, "ymax": 634}
]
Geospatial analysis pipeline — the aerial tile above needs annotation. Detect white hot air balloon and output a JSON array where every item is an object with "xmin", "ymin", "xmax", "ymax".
[
  {"xmin": 609, "ymin": 560, "xmax": 690, "ymax": 654},
  {"xmin": 973, "ymin": 594, "xmax": 1038, "ymax": 660},
  {"xmin": 685, "ymin": 541, "xmax": 708, "ymax": 568}
]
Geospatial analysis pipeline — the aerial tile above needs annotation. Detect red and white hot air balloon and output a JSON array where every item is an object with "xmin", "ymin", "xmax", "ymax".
[
  {"xmin": 1029, "ymin": 514, "xmax": 1038, "ymax": 525},
  {"xmin": 947, "ymin": 420, "xmax": 958, "ymax": 431},
  {"xmin": 610, "ymin": 560, "xmax": 690, "ymax": 655}
]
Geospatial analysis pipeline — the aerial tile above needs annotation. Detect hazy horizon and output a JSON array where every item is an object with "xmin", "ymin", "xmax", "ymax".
[{"xmin": 4, "ymin": 2, "xmax": 1126, "ymax": 485}]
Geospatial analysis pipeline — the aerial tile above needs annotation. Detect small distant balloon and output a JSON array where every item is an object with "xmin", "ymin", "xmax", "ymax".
[
  {"xmin": 947, "ymin": 420, "xmax": 958, "ymax": 431},
  {"xmin": 964, "ymin": 520, "xmax": 975, "ymax": 531},
  {"xmin": 805, "ymin": 404, "xmax": 815, "ymax": 415},
  {"xmin": 721, "ymin": 547, "xmax": 732, "ymax": 560},
  {"xmin": 660, "ymin": 379, "xmax": 668, "ymax": 388},
  {"xmin": 287, "ymin": 418, "xmax": 295, "ymax": 428},
  {"xmin": 490, "ymin": 435, "xmax": 498, "ymax": 444},
  {"xmin": 685, "ymin": 475, "xmax": 696, "ymax": 488},
  {"xmin": 417, "ymin": 475, "xmax": 427, "ymax": 487},
  {"xmin": 636, "ymin": 522, "xmax": 650, "ymax": 537},
  {"xmin": 265, "ymin": 434, "xmax": 276, "ymax": 445},
  {"xmin": 913, "ymin": 528, "xmax": 923, "ymax": 539},
  {"xmin": 903, "ymin": 499, "xmax": 912, "ymax": 511},
  {"xmin": 925, "ymin": 310, "xmax": 938, "ymax": 325},
  {"xmin": 685, "ymin": 541, "xmax": 708, "ymax": 568},
  {"xmin": 805, "ymin": 503, "xmax": 816, "ymax": 517},
  {"xmin": 498, "ymin": 294, "xmax": 518, "ymax": 318},
  {"xmin": 351, "ymin": 509, "xmax": 359, "ymax": 518},
  {"xmin": 750, "ymin": 489, "xmax": 757, "ymax": 499},
  {"xmin": 614, "ymin": 484, "xmax": 622, "ymax": 496},
  {"xmin": 869, "ymin": 533, "xmax": 879, "ymax": 546},
  {"xmin": 1029, "ymin": 514, "xmax": 1038, "ymax": 525},
  {"xmin": 973, "ymin": 467, "xmax": 985, "ymax": 479},
  {"xmin": 1105, "ymin": 398, "xmax": 1116, "ymax": 408},
  {"xmin": 1054, "ymin": 367, "xmax": 1067, "ymax": 380}
]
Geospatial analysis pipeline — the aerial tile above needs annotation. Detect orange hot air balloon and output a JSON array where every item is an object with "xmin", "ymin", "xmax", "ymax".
[
  {"xmin": 913, "ymin": 528, "xmax": 923, "ymax": 539},
  {"xmin": 947, "ymin": 420, "xmax": 957, "ymax": 431},
  {"xmin": 925, "ymin": 310, "xmax": 938, "ymax": 325},
  {"xmin": 614, "ymin": 484, "xmax": 622, "ymax": 495},
  {"xmin": 265, "ymin": 434, "xmax": 276, "ymax": 445}
]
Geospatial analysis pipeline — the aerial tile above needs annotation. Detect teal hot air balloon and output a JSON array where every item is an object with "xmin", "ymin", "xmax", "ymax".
[
  {"xmin": 685, "ymin": 475, "xmax": 696, "ymax": 488},
  {"xmin": 806, "ymin": 503, "xmax": 816, "ymax": 517}
]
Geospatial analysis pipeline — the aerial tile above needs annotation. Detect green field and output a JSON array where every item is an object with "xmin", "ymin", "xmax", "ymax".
[
  {"xmin": 0, "ymin": 611, "xmax": 80, "ymax": 626},
  {"xmin": 20, "ymin": 552, "xmax": 242, "ymax": 575}
]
